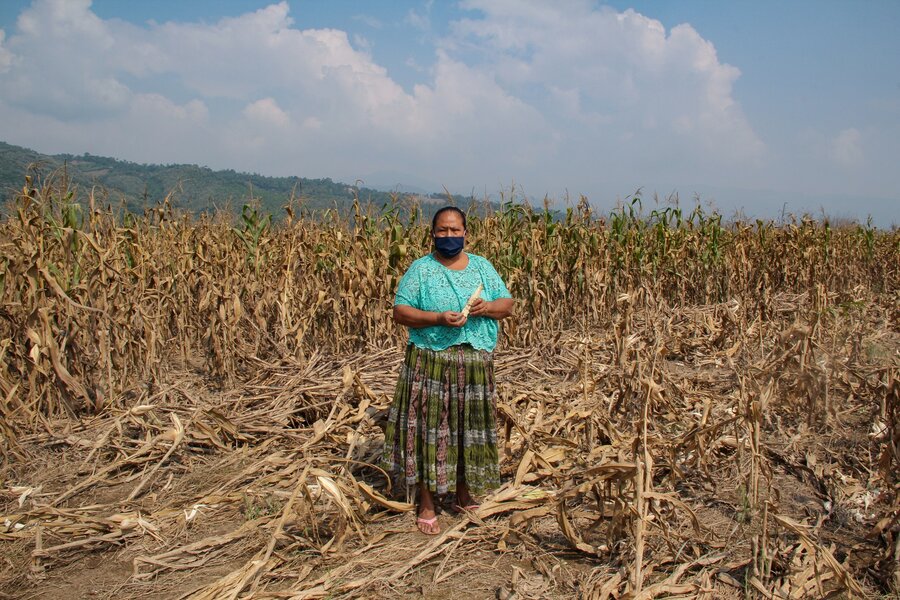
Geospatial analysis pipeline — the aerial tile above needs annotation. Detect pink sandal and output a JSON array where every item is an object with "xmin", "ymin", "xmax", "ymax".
[{"xmin": 416, "ymin": 515, "xmax": 440, "ymax": 535}]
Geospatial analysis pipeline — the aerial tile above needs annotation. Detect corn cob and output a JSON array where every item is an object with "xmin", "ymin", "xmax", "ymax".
[{"xmin": 461, "ymin": 283, "xmax": 484, "ymax": 318}]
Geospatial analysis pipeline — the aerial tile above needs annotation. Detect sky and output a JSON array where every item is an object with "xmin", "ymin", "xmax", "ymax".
[{"xmin": 0, "ymin": 0, "xmax": 898, "ymax": 224}]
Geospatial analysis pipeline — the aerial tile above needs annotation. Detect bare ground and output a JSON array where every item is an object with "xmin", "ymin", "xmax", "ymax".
[{"xmin": 2, "ymin": 291, "xmax": 898, "ymax": 599}]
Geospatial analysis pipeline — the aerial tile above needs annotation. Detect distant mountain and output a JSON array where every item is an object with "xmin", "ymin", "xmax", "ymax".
[
  {"xmin": 358, "ymin": 170, "xmax": 441, "ymax": 196},
  {"xmin": 0, "ymin": 141, "xmax": 461, "ymax": 219}
]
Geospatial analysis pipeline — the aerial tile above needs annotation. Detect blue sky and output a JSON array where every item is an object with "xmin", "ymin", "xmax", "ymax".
[{"xmin": 0, "ymin": 0, "xmax": 897, "ymax": 224}]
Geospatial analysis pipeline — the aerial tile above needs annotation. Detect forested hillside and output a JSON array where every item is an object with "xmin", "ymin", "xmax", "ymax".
[{"xmin": 0, "ymin": 141, "xmax": 469, "ymax": 218}]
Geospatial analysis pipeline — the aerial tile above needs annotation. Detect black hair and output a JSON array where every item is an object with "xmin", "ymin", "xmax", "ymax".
[{"xmin": 431, "ymin": 206, "xmax": 466, "ymax": 231}]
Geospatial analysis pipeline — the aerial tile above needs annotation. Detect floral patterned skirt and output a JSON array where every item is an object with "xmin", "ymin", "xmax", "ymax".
[{"xmin": 382, "ymin": 343, "xmax": 500, "ymax": 495}]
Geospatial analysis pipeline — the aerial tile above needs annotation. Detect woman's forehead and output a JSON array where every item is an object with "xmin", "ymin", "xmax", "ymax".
[{"xmin": 434, "ymin": 211, "xmax": 464, "ymax": 228}]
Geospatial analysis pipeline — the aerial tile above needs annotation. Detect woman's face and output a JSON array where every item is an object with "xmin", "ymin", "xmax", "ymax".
[{"xmin": 433, "ymin": 211, "xmax": 466, "ymax": 238}]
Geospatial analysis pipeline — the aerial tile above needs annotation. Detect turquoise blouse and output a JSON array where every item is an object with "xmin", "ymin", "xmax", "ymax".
[{"xmin": 394, "ymin": 253, "xmax": 512, "ymax": 352}]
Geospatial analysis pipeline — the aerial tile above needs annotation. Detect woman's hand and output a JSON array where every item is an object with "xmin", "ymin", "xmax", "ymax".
[
  {"xmin": 467, "ymin": 298, "xmax": 489, "ymax": 317},
  {"xmin": 393, "ymin": 301, "xmax": 512, "ymax": 329},
  {"xmin": 466, "ymin": 297, "xmax": 514, "ymax": 320},
  {"xmin": 394, "ymin": 305, "xmax": 471, "ymax": 328},
  {"xmin": 437, "ymin": 311, "xmax": 467, "ymax": 327}
]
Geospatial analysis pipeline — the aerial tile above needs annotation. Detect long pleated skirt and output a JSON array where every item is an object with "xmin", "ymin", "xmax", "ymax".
[{"xmin": 382, "ymin": 343, "xmax": 500, "ymax": 495}]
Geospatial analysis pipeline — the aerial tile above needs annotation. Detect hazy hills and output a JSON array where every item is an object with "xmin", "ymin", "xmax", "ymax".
[{"xmin": 0, "ymin": 141, "xmax": 463, "ymax": 218}]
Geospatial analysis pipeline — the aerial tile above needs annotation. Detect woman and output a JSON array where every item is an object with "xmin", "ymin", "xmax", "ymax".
[{"xmin": 382, "ymin": 206, "xmax": 514, "ymax": 535}]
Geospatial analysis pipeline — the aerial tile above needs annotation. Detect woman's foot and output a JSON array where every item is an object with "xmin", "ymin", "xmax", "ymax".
[
  {"xmin": 417, "ymin": 485, "xmax": 440, "ymax": 535},
  {"xmin": 452, "ymin": 481, "xmax": 479, "ymax": 512},
  {"xmin": 416, "ymin": 513, "xmax": 439, "ymax": 535}
]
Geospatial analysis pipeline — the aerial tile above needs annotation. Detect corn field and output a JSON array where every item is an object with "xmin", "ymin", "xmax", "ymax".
[{"xmin": 0, "ymin": 177, "xmax": 898, "ymax": 598}]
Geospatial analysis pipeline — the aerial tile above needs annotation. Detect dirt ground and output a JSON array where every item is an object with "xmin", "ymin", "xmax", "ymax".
[{"xmin": 1, "ymin": 292, "xmax": 898, "ymax": 599}]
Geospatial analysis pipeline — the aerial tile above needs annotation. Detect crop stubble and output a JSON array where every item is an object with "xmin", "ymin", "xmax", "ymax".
[{"xmin": 0, "ymin": 178, "xmax": 898, "ymax": 598}]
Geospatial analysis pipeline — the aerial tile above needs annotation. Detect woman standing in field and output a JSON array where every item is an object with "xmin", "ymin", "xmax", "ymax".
[{"xmin": 382, "ymin": 206, "xmax": 514, "ymax": 535}]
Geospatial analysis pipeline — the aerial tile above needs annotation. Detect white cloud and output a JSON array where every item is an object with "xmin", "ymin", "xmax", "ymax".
[
  {"xmin": 351, "ymin": 33, "xmax": 372, "ymax": 52},
  {"xmin": 0, "ymin": 30, "xmax": 13, "ymax": 73},
  {"xmin": 352, "ymin": 14, "xmax": 383, "ymax": 29},
  {"xmin": 829, "ymin": 128, "xmax": 863, "ymax": 167},
  {"xmin": 243, "ymin": 98, "xmax": 291, "ymax": 127},
  {"xmin": 405, "ymin": 1, "xmax": 434, "ymax": 31},
  {"xmin": 302, "ymin": 116, "xmax": 322, "ymax": 130},
  {"xmin": 0, "ymin": 0, "xmax": 769, "ymax": 200},
  {"xmin": 132, "ymin": 94, "xmax": 208, "ymax": 121},
  {"xmin": 448, "ymin": 1, "xmax": 764, "ymax": 174},
  {"xmin": 406, "ymin": 52, "xmax": 555, "ymax": 175},
  {"xmin": 0, "ymin": 92, "xmax": 213, "ymax": 170}
]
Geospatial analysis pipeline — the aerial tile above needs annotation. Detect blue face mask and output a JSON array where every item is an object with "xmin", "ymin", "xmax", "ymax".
[{"xmin": 433, "ymin": 235, "xmax": 465, "ymax": 258}]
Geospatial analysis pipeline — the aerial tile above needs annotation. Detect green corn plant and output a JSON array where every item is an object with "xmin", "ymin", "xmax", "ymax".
[
  {"xmin": 860, "ymin": 217, "xmax": 876, "ymax": 263},
  {"xmin": 233, "ymin": 204, "xmax": 272, "ymax": 276},
  {"xmin": 121, "ymin": 211, "xmax": 138, "ymax": 269},
  {"xmin": 43, "ymin": 191, "xmax": 83, "ymax": 290}
]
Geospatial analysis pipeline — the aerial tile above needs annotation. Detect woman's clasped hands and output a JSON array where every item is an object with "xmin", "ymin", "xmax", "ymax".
[{"xmin": 437, "ymin": 298, "xmax": 490, "ymax": 327}]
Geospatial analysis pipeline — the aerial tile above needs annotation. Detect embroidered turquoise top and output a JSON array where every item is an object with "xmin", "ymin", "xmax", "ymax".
[{"xmin": 394, "ymin": 253, "xmax": 512, "ymax": 352}]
